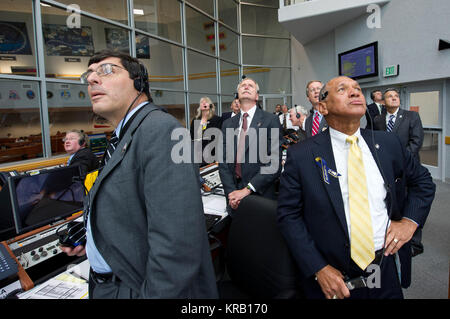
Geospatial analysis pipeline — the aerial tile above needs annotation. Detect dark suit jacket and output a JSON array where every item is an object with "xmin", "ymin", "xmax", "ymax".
[
  {"xmin": 277, "ymin": 129, "xmax": 435, "ymax": 295},
  {"xmin": 87, "ymin": 103, "xmax": 218, "ymax": 298},
  {"xmin": 69, "ymin": 147, "xmax": 99, "ymax": 178},
  {"xmin": 365, "ymin": 102, "xmax": 383, "ymax": 130},
  {"xmin": 304, "ymin": 109, "xmax": 328, "ymax": 138},
  {"xmin": 221, "ymin": 112, "xmax": 232, "ymax": 123},
  {"xmin": 218, "ymin": 107, "xmax": 282, "ymax": 202},
  {"xmin": 373, "ymin": 108, "xmax": 424, "ymax": 160}
]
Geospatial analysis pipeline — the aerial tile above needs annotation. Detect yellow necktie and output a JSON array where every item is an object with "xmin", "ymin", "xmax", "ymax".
[{"xmin": 346, "ymin": 135, "xmax": 375, "ymax": 270}]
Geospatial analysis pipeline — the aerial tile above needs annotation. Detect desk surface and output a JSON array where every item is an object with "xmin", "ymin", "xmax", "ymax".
[{"xmin": 14, "ymin": 191, "xmax": 227, "ymax": 299}]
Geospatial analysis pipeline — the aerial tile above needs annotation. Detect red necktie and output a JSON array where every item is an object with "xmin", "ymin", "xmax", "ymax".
[
  {"xmin": 235, "ymin": 113, "xmax": 249, "ymax": 178},
  {"xmin": 312, "ymin": 112, "xmax": 320, "ymax": 136}
]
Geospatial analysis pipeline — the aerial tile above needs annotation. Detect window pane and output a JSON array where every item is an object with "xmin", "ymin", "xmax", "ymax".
[
  {"xmin": 134, "ymin": 0, "xmax": 182, "ymax": 43},
  {"xmin": 219, "ymin": 26, "xmax": 238, "ymax": 64},
  {"xmin": 241, "ymin": 5, "xmax": 288, "ymax": 37},
  {"xmin": 137, "ymin": 34, "xmax": 184, "ymax": 91},
  {"xmin": 0, "ymin": 1, "xmax": 36, "ymax": 77},
  {"xmin": 46, "ymin": 82, "xmax": 111, "ymax": 156},
  {"xmin": 189, "ymin": 93, "xmax": 218, "ymax": 125},
  {"xmin": 152, "ymin": 90, "xmax": 186, "ymax": 127},
  {"xmin": 0, "ymin": 79, "xmax": 43, "ymax": 164},
  {"xmin": 218, "ymin": 0, "xmax": 237, "ymax": 30},
  {"xmin": 242, "ymin": 36, "xmax": 290, "ymax": 66},
  {"xmin": 186, "ymin": 0, "xmax": 214, "ymax": 17},
  {"xmin": 187, "ymin": 50, "xmax": 217, "ymax": 94},
  {"xmin": 419, "ymin": 132, "xmax": 438, "ymax": 167},
  {"xmin": 55, "ymin": 0, "xmax": 128, "ymax": 24},
  {"xmin": 186, "ymin": 6, "xmax": 215, "ymax": 54},
  {"xmin": 42, "ymin": 5, "xmax": 128, "ymax": 81},
  {"xmin": 244, "ymin": 67, "xmax": 291, "ymax": 94},
  {"xmin": 220, "ymin": 60, "xmax": 240, "ymax": 95}
]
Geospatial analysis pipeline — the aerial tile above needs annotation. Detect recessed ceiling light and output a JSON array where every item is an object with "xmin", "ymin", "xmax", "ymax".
[
  {"xmin": 41, "ymin": 3, "xmax": 51, "ymax": 7},
  {"xmin": 133, "ymin": 9, "xmax": 144, "ymax": 15}
]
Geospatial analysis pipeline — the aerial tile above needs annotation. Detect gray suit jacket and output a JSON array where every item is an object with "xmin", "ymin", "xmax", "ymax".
[
  {"xmin": 373, "ymin": 108, "xmax": 424, "ymax": 160},
  {"xmin": 305, "ymin": 109, "xmax": 328, "ymax": 138},
  {"xmin": 87, "ymin": 103, "xmax": 218, "ymax": 298},
  {"xmin": 218, "ymin": 107, "xmax": 282, "ymax": 201}
]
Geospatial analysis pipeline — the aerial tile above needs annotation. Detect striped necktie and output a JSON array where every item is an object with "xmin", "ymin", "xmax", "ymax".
[
  {"xmin": 346, "ymin": 135, "xmax": 375, "ymax": 271},
  {"xmin": 312, "ymin": 112, "xmax": 320, "ymax": 136},
  {"xmin": 235, "ymin": 113, "xmax": 249, "ymax": 179},
  {"xmin": 387, "ymin": 114, "xmax": 395, "ymax": 132},
  {"xmin": 104, "ymin": 132, "xmax": 119, "ymax": 165}
]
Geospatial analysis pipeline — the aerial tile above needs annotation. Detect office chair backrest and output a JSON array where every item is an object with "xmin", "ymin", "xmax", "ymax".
[{"xmin": 226, "ymin": 195, "xmax": 303, "ymax": 298}]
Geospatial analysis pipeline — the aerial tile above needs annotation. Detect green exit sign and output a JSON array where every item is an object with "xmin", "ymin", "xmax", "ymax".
[{"xmin": 384, "ymin": 65, "xmax": 399, "ymax": 77}]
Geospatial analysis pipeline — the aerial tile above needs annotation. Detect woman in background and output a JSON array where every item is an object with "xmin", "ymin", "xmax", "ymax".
[{"xmin": 190, "ymin": 96, "xmax": 222, "ymax": 167}]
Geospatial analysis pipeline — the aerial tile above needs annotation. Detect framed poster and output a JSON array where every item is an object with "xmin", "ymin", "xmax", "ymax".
[
  {"xmin": 0, "ymin": 21, "xmax": 32, "ymax": 55},
  {"xmin": 105, "ymin": 27, "xmax": 150, "ymax": 59},
  {"xmin": 43, "ymin": 24, "xmax": 94, "ymax": 56}
]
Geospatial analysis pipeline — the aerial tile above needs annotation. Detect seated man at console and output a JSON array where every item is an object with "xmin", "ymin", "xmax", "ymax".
[{"xmin": 64, "ymin": 129, "xmax": 99, "ymax": 178}]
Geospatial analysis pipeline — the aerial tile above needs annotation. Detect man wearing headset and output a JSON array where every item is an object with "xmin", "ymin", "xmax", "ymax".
[
  {"xmin": 63, "ymin": 129, "xmax": 99, "ymax": 178},
  {"xmin": 61, "ymin": 50, "xmax": 218, "ymax": 299},
  {"xmin": 277, "ymin": 76, "xmax": 435, "ymax": 299}
]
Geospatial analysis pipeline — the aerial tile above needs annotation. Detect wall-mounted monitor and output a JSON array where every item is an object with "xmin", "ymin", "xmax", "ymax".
[
  {"xmin": 338, "ymin": 42, "xmax": 378, "ymax": 80},
  {"xmin": 8, "ymin": 166, "xmax": 85, "ymax": 235}
]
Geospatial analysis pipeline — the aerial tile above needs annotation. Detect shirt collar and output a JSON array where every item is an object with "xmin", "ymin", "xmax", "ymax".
[
  {"xmin": 115, "ymin": 101, "xmax": 148, "ymax": 138},
  {"xmin": 386, "ymin": 107, "xmax": 399, "ymax": 117},
  {"xmin": 240, "ymin": 105, "xmax": 257, "ymax": 119},
  {"xmin": 329, "ymin": 127, "xmax": 362, "ymax": 150}
]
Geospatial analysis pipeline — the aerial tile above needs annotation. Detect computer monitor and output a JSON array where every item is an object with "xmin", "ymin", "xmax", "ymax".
[
  {"xmin": 338, "ymin": 41, "xmax": 379, "ymax": 80},
  {"xmin": 7, "ymin": 165, "xmax": 85, "ymax": 235},
  {"xmin": 88, "ymin": 133, "xmax": 108, "ymax": 157},
  {"xmin": 0, "ymin": 171, "xmax": 21, "ymax": 241}
]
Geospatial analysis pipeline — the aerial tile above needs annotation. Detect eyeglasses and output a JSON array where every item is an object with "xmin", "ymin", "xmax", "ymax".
[
  {"xmin": 62, "ymin": 136, "xmax": 78, "ymax": 142},
  {"xmin": 80, "ymin": 63, "xmax": 126, "ymax": 84}
]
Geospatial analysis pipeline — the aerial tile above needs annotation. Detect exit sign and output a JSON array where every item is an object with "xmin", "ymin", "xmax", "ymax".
[{"xmin": 384, "ymin": 64, "xmax": 399, "ymax": 77}]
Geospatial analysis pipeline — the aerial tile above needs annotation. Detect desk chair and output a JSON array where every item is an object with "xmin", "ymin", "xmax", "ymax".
[{"xmin": 219, "ymin": 195, "xmax": 304, "ymax": 298}]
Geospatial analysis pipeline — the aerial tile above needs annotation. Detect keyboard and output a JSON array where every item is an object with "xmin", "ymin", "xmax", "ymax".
[
  {"xmin": 204, "ymin": 214, "xmax": 221, "ymax": 231},
  {"xmin": 0, "ymin": 244, "xmax": 18, "ymax": 281}
]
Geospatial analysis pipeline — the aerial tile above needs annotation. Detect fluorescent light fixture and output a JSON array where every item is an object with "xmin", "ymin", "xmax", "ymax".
[
  {"xmin": 41, "ymin": 3, "xmax": 51, "ymax": 6},
  {"xmin": 133, "ymin": 9, "xmax": 144, "ymax": 15}
]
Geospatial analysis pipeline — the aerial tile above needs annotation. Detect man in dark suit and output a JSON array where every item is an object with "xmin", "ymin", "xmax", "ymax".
[
  {"xmin": 64, "ymin": 129, "xmax": 99, "ymax": 178},
  {"xmin": 373, "ymin": 88, "xmax": 424, "ymax": 160},
  {"xmin": 277, "ymin": 76, "xmax": 435, "ymax": 299},
  {"xmin": 221, "ymin": 98, "xmax": 240, "ymax": 124},
  {"xmin": 373, "ymin": 88, "xmax": 426, "ymax": 256},
  {"xmin": 219, "ymin": 77, "xmax": 282, "ymax": 214},
  {"xmin": 61, "ymin": 50, "xmax": 218, "ymax": 299},
  {"xmin": 365, "ymin": 89, "xmax": 384, "ymax": 130},
  {"xmin": 304, "ymin": 80, "xmax": 328, "ymax": 137}
]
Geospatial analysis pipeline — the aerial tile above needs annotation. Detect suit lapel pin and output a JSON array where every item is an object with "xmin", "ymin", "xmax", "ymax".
[
  {"xmin": 122, "ymin": 142, "xmax": 128, "ymax": 154},
  {"xmin": 375, "ymin": 144, "xmax": 380, "ymax": 149},
  {"xmin": 315, "ymin": 157, "xmax": 341, "ymax": 185},
  {"xmin": 257, "ymin": 122, "xmax": 262, "ymax": 127}
]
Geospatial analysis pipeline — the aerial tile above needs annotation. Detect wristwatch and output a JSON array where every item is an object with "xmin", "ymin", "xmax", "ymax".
[{"xmin": 246, "ymin": 184, "xmax": 253, "ymax": 193}]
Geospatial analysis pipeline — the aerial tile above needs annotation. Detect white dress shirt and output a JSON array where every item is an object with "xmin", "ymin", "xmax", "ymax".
[{"xmin": 329, "ymin": 127, "xmax": 389, "ymax": 250}]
